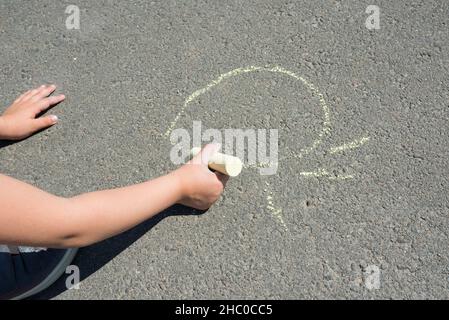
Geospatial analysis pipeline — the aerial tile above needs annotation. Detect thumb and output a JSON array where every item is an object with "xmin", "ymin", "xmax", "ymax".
[
  {"xmin": 190, "ymin": 143, "xmax": 221, "ymax": 166},
  {"xmin": 33, "ymin": 115, "xmax": 58, "ymax": 131}
]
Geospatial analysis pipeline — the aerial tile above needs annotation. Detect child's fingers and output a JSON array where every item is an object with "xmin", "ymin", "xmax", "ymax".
[
  {"xmin": 32, "ymin": 115, "xmax": 58, "ymax": 131},
  {"xmin": 20, "ymin": 88, "xmax": 40, "ymax": 102},
  {"xmin": 32, "ymin": 84, "xmax": 57, "ymax": 100},
  {"xmin": 20, "ymin": 85, "xmax": 55, "ymax": 102},
  {"xmin": 33, "ymin": 94, "xmax": 66, "ymax": 115}
]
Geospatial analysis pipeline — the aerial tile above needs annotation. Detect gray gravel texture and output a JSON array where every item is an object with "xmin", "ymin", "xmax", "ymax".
[{"xmin": 0, "ymin": 0, "xmax": 448, "ymax": 299}]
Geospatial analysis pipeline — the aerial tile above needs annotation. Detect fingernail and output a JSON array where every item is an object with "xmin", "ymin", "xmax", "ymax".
[{"xmin": 50, "ymin": 115, "xmax": 58, "ymax": 123}]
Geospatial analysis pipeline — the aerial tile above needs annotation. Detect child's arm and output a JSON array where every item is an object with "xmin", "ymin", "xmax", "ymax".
[
  {"xmin": 0, "ymin": 147, "xmax": 225, "ymax": 248},
  {"xmin": 0, "ymin": 86, "xmax": 227, "ymax": 248}
]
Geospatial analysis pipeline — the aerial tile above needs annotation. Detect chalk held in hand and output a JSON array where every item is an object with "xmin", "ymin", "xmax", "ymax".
[{"xmin": 191, "ymin": 147, "xmax": 243, "ymax": 177}]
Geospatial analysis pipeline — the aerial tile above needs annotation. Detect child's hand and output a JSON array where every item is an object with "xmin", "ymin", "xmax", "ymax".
[
  {"xmin": 0, "ymin": 85, "xmax": 65, "ymax": 140},
  {"xmin": 174, "ymin": 144, "xmax": 228, "ymax": 210}
]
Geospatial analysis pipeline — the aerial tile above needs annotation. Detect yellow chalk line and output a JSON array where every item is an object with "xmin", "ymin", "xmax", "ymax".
[
  {"xmin": 328, "ymin": 175, "xmax": 354, "ymax": 180},
  {"xmin": 299, "ymin": 168, "xmax": 354, "ymax": 180},
  {"xmin": 265, "ymin": 182, "xmax": 288, "ymax": 231},
  {"xmin": 164, "ymin": 65, "xmax": 367, "ymax": 231},
  {"xmin": 299, "ymin": 168, "xmax": 329, "ymax": 177},
  {"xmin": 165, "ymin": 66, "xmax": 263, "ymax": 139},
  {"xmin": 165, "ymin": 65, "xmax": 331, "ymax": 163},
  {"xmin": 243, "ymin": 162, "xmax": 274, "ymax": 169},
  {"xmin": 329, "ymin": 136, "xmax": 370, "ymax": 154},
  {"xmin": 266, "ymin": 66, "xmax": 331, "ymax": 160}
]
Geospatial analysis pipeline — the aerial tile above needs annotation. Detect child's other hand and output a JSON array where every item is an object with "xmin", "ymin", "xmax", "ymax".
[
  {"xmin": 174, "ymin": 144, "xmax": 228, "ymax": 210},
  {"xmin": 0, "ymin": 85, "xmax": 65, "ymax": 140}
]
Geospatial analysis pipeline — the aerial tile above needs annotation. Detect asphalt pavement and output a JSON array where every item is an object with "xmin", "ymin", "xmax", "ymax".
[{"xmin": 0, "ymin": 0, "xmax": 448, "ymax": 299}]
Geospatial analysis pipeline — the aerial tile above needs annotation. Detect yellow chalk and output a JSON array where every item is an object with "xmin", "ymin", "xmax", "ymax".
[{"xmin": 191, "ymin": 147, "xmax": 243, "ymax": 177}]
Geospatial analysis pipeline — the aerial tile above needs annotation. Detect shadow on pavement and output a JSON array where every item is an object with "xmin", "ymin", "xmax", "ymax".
[
  {"xmin": 0, "ymin": 140, "xmax": 16, "ymax": 149},
  {"xmin": 32, "ymin": 204, "xmax": 202, "ymax": 300}
]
